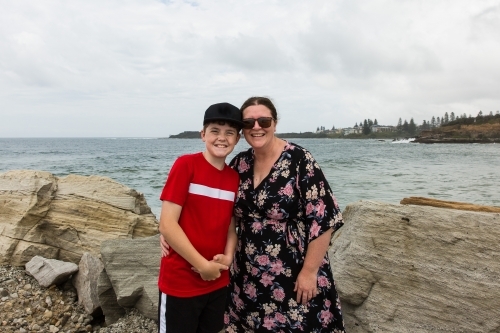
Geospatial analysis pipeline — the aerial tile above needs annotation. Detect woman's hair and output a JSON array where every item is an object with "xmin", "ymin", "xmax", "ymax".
[{"xmin": 240, "ymin": 96, "xmax": 278, "ymax": 121}]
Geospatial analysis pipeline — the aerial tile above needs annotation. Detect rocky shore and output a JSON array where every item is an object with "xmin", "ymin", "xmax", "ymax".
[
  {"xmin": 414, "ymin": 117, "xmax": 500, "ymax": 144},
  {"xmin": 0, "ymin": 265, "xmax": 157, "ymax": 333},
  {"xmin": 3, "ymin": 170, "xmax": 500, "ymax": 332}
]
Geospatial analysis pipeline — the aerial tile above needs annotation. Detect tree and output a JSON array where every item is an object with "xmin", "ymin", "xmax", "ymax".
[
  {"xmin": 489, "ymin": 111, "xmax": 493, "ymax": 116},
  {"xmin": 331, "ymin": 124, "xmax": 336, "ymax": 130},
  {"xmin": 354, "ymin": 122, "xmax": 358, "ymax": 128},
  {"xmin": 431, "ymin": 116, "xmax": 436, "ymax": 128},
  {"xmin": 422, "ymin": 120, "xmax": 428, "ymax": 130},
  {"xmin": 397, "ymin": 118, "xmax": 403, "ymax": 131},
  {"xmin": 444, "ymin": 112, "xmax": 449, "ymax": 123},
  {"xmin": 363, "ymin": 119, "xmax": 370, "ymax": 135},
  {"xmin": 478, "ymin": 110, "xmax": 483, "ymax": 117},
  {"xmin": 450, "ymin": 112, "xmax": 455, "ymax": 122},
  {"xmin": 316, "ymin": 127, "xmax": 319, "ymax": 132},
  {"xmin": 402, "ymin": 119, "xmax": 409, "ymax": 132},
  {"xmin": 408, "ymin": 118, "xmax": 417, "ymax": 136},
  {"xmin": 374, "ymin": 119, "xmax": 378, "ymax": 125}
]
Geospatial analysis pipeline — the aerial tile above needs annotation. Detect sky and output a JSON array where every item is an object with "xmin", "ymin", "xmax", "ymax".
[{"xmin": 1, "ymin": 0, "xmax": 500, "ymax": 137}]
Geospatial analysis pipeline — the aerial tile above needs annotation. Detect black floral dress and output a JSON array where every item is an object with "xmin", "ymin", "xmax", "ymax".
[{"xmin": 225, "ymin": 142, "xmax": 346, "ymax": 333}]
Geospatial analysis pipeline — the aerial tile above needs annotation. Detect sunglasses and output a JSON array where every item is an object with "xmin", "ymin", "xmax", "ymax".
[{"xmin": 242, "ymin": 117, "xmax": 274, "ymax": 129}]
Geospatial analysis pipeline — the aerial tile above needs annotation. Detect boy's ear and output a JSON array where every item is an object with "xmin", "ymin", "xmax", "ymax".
[
  {"xmin": 236, "ymin": 133, "xmax": 241, "ymax": 144},
  {"xmin": 200, "ymin": 129, "xmax": 205, "ymax": 141}
]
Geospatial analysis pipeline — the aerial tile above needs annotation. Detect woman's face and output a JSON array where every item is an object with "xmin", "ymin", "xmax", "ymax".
[{"xmin": 242, "ymin": 104, "xmax": 276, "ymax": 150}]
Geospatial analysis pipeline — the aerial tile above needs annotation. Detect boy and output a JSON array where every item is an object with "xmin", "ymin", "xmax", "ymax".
[{"xmin": 157, "ymin": 102, "xmax": 242, "ymax": 333}]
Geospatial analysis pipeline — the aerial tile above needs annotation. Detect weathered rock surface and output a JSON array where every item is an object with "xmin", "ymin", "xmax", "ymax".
[
  {"xmin": 72, "ymin": 252, "xmax": 104, "ymax": 315},
  {"xmin": 0, "ymin": 170, "xmax": 159, "ymax": 266},
  {"xmin": 100, "ymin": 234, "xmax": 160, "ymax": 320},
  {"xmin": 25, "ymin": 256, "xmax": 79, "ymax": 288},
  {"xmin": 97, "ymin": 269, "xmax": 126, "ymax": 325},
  {"xmin": 330, "ymin": 200, "xmax": 500, "ymax": 333}
]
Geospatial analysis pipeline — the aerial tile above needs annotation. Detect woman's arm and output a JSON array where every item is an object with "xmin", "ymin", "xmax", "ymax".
[
  {"xmin": 294, "ymin": 227, "xmax": 333, "ymax": 305},
  {"xmin": 213, "ymin": 217, "xmax": 237, "ymax": 266}
]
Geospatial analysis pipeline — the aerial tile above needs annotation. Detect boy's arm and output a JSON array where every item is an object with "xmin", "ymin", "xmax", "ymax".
[
  {"xmin": 158, "ymin": 200, "xmax": 228, "ymax": 281},
  {"xmin": 213, "ymin": 217, "xmax": 237, "ymax": 267}
]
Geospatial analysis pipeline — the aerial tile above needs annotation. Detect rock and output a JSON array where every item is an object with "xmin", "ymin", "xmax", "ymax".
[
  {"xmin": 97, "ymin": 270, "xmax": 125, "ymax": 325},
  {"xmin": 100, "ymin": 234, "xmax": 160, "ymax": 320},
  {"xmin": 0, "ymin": 170, "xmax": 159, "ymax": 266},
  {"xmin": 72, "ymin": 252, "xmax": 104, "ymax": 315},
  {"xmin": 0, "ymin": 170, "xmax": 57, "ymax": 266},
  {"xmin": 330, "ymin": 200, "xmax": 500, "ymax": 333},
  {"xmin": 25, "ymin": 256, "xmax": 78, "ymax": 288}
]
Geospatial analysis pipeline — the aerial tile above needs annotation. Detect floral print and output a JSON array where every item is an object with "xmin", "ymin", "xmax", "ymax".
[{"xmin": 225, "ymin": 142, "xmax": 345, "ymax": 332}]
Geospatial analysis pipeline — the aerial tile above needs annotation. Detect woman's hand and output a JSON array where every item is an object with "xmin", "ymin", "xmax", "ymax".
[
  {"xmin": 159, "ymin": 234, "xmax": 170, "ymax": 257},
  {"xmin": 192, "ymin": 260, "xmax": 229, "ymax": 281},
  {"xmin": 213, "ymin": 253, "xmax": 233, "ymax": 267},
  {"xmin": 294, "ymin": 269, "xmax": 318, "ymax": 305},
  {"xmin": 294, "ymin": 228, "xmax": 333, "ymax": 304}
]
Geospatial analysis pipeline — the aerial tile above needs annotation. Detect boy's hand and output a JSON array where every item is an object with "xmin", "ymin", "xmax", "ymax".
[
  {"xmin": 159, "ymin": 234, "xmax": 170, "ymax": 257},
  {"xmin": 213, "ymin": 253, "xmax": 233, "ymax": 267},
  {"xmin": 193, "ymin": 261, "xmax": 228, "ymax": 281}
]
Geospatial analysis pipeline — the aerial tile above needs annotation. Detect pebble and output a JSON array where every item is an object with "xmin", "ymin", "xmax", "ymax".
[{"xmin": 0, "ymin": 265, "xmax": 158, "ymax": 333}]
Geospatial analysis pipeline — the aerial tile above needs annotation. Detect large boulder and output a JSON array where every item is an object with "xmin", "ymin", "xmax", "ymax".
[
  {"xmin": 330, "ymin": 200, "xmax": 500, "ymax": 333},
  {"xmin": 100, "ymin": 234, "xmax": 161, "ymax": 320},
  {"xmin": 0, "ymin": 170, "xmax": 159, "ymax": 266}
]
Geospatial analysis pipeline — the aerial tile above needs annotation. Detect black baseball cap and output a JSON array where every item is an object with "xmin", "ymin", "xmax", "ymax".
[{"xmin": 203, "ymin": 102, "xmax": 243, "ymax": 127}]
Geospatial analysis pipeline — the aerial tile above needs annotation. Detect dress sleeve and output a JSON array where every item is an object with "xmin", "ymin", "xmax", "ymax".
[{"xmin": 296, "ymin": 149, "xmax": 344, "ymax": 244}]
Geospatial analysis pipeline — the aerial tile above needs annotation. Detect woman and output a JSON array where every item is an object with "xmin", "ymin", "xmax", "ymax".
[{"xmin": 225, "ymin": 97, "xmax": 345, "ymax": 332}]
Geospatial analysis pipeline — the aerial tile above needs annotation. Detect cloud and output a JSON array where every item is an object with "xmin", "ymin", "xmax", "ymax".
[{"xmin": 1, "ymin": 0, "xmax": 499, "ymax": 136}]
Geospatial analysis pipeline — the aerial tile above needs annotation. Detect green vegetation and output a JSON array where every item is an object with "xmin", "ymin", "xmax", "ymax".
[
  {"xmin": 168, "ymin": 111, "xmax": 500, "ymax": 140},
  {"xmin": 168, "ymin": 131, "xmax": 200, "ymax": 138}
]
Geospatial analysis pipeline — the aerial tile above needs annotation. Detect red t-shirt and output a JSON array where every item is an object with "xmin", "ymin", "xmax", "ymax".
[{"xmin": 158, "ymin": 152, "xmax": 239, "ymax": 297}]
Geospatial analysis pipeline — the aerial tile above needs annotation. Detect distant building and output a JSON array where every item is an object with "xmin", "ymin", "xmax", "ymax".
[
  {"xmin": 371, "ymin": 125, "xmax": 395, "ymax": 133},
  {"xmin": 343, "ymin": 127, "xmax": 362, "ymax": 135}
]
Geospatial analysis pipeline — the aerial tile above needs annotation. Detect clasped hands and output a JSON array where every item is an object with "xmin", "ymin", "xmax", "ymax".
[{"xmin": 160, "ymin": 234, "xmax": 229, "ymax": 281}]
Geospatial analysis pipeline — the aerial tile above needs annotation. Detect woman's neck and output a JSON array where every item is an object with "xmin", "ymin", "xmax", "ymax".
[{"xmin": 253, "ymin": 137, "xmax": 284, "ymax": 162}]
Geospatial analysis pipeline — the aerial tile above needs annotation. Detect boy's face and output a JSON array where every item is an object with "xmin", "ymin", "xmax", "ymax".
[{"xmin": 201, "ymin": 122, "xmax": 240, "ymax": 160}]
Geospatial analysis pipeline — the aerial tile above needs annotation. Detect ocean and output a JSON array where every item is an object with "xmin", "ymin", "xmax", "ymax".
[{"xmin": 1, "ymin": 138, "xmax": 499, "ymax": 218}]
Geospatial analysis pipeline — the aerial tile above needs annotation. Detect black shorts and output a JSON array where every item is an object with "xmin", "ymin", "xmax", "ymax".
[{"xmin": 158, "ymin": 286, "xmax": 227, "ymax": 333}]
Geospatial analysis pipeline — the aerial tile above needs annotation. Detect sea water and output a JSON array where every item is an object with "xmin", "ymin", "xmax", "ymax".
[{"xmin": 1, "ymin": 138, "xmax": 499, "ymax": 218}]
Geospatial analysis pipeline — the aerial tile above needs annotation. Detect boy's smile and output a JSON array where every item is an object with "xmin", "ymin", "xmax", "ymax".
[{"xmin": 201, "ymin": 122, "xmax": 240, "ymax": 167}]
